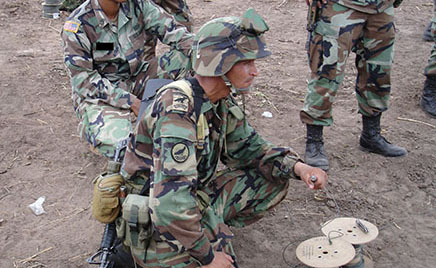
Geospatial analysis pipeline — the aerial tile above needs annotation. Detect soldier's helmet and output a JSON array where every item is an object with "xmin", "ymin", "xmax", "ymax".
[{"xmin": 192, "ymin": 8, "xmax": 271, "ymax": 77}]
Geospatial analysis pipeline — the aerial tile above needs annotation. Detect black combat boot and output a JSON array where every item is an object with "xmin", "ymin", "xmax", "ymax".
[
  {"xmin": 421, "ymin": 75, "xmax": 436, "ymax": 118},
  {"xmin": 359, "ymin": 114, "xmax": 407, "ymax": 157},
  {"xmin": 305, "ymin": 124, "xmax": 329, "ymax": 171},
  {"xmin": 422, "ymin": 22, "xmax": 433, "ymax": 42}
]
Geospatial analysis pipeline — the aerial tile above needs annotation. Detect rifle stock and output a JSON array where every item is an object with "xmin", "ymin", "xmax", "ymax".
[
  {"xmin": 87, "ymin": 222, "xmax": 117, "ymax": 268},
  {"xmin": 306, "ymin": 0, "xmax": 319, "ymax": 32}
]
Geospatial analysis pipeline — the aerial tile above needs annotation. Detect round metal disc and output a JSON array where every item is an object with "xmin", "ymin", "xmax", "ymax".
[
  {"xmin": 296, "ymin": 236, "xmax": 355, "ymax": 268},
  {"xmin": 321, "ymin": 217, "xmax": 379, "ymax": 245}
]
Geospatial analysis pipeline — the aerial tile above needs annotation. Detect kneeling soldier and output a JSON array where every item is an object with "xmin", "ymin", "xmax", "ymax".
[{"xmin": 118, "ymin": 8, "xmax": 327, "ymax": 267}]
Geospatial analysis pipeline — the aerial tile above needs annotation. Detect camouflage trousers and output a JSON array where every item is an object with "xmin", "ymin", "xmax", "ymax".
[
  {"xmin": 130, "ymin": 168, "xmax": 289, "ymax": 267},
  {"xmin": 152, "ymin": 0, "xmax": 193, "ymax": 31},
  {"xmin": 300, "ymin": 2, "xmax": 395, "ymax": 126},
  {"xmin": 425, "ymin": 4, "xmax": 436, "ymax": 77},
  {"xmin": 78, "ymin": 50, "xmax": 191, "ymax": 158}
]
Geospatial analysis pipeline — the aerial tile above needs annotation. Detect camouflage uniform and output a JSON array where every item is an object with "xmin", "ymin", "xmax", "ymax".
[
  {"xmin": 422, "ymin": 0, "xmax": 436, "ymax": 117},
  {"xmin": 119, "ymin": 9, "xmax": 302, "ymax": 267},
  {"xmin": 300, "ymin": 0, "xmax": 406, "ymax": 171},
  {"xmin": 301, "ymin": 0, "xmax": 397, "ymax": 125},
  {"xmin": 61, "ymin": 0, "xmax": 193, "ymax": 31},
  {"xmin": 153, "ymin": 0, "xmax": 193, "ymax": 31},
  {"xmin": 61, "ymin": 0, "xmax": 193, "ymax": 158},
  {"xmin": 425, "ymin": 3, "xmax": 436, "ymax": 76}
]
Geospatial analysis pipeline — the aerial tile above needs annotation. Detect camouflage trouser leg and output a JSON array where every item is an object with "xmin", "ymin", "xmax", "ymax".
[
  {"xmin": 131, "ymin": 169, "xmax": 289, "ymax": 267},
  {"xmin": 300, "ymin": 2, "xmax": 395, "ymax": 126},
  {"xmin": 79, "ymin": 52, "xmax": 191, "ymax": 159},
  {"xmin": 425, "ymin": 4, "xmax": 436, "ymax": 76},
  {"xmin": 152, "ymin": 0, "xmax": 193, "ymax": 31}
]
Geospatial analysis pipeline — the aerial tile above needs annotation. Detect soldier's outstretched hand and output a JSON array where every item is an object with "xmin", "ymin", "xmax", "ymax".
[{"xmin": 294, "ymin": 162, "xmax": 327, "ymax": 190}]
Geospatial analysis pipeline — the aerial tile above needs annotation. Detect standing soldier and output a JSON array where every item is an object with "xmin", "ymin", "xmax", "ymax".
[
  {"xmin": 117, "ymin": 8, "xmax": 327, "ymax": 267},
  {"xmin": 61, "ymin": 0, "xmax": 194, "ymax": 159},
  {"xmin": 300, "ymin": 0, "xmax": 407, "ymax": 171},
  {"xmin": 422, "ymin": 0, "xmax": 436, "ymax": 117}
]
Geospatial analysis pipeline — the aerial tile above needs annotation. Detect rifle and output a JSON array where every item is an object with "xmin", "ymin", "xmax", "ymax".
[
  {"xmin": 87, "ymin": 139, "xmax": 129, "ymax": 268},
  {"xmin": 306, "ymin": 0, "xmax": 319, "ymax": 32},
  {"xmin": 87, "ymin": 222, "xmax": 117, "ymax": 268}
]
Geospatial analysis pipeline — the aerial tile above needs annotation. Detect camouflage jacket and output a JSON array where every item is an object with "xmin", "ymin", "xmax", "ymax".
[
  {"xmin": 61, "ymin": 0, "xmax": 193, "ymax": 118},
  {"xmin": 331, "ymin": 0, "xmax": 395, "ymax": 14},
  {"xmin": 121, "ymin": 78, "xmax": 301, "ymax": 265}
]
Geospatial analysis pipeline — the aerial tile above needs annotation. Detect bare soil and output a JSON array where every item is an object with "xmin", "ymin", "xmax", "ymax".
[{"xmin": 0, "ymin": 0, "xmax": 435, "ymax": 267}]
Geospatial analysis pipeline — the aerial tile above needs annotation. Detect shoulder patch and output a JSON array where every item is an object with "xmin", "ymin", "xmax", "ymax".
[
  {"xmin": 169, "ymin": 91, "xmax": 190, "ymax": 113},
  {"xmin": 171, "ymin": 142, "xmax": 190, "ymax": 163},
  {"xmin": 64, "ymin": 21, "xmax": 80, "ymax": 33}
]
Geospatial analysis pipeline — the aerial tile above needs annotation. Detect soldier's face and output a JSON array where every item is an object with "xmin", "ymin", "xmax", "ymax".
[{"xmin": 226, "ymin": 60, "xmax": 259, "ymax": 90}]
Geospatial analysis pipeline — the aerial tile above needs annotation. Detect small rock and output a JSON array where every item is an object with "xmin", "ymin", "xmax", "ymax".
[
  {"xmin": 261, "ymin": 111, "xmax": 273, "ymax": 118},
  {"xmin": 326, "ymin": 200, "xmax": 336, "ymax": 208}
]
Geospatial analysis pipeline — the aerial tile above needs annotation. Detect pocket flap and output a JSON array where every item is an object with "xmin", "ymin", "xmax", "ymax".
[{"xmin": 122, "ymin": 194, "xmax": 150, "ymax": 225}]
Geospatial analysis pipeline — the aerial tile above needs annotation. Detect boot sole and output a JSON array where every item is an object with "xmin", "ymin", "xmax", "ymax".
[
  {"xmin": 305, "ymin": 163, "xmax": 329, "ymax": 171},
  {"xmin": 304, "ymin": 158, "xmax": 329, "ymax": 171},
  {"xmin": 359, "ymin": 145, "xmax": 407, "ymax": 157}
]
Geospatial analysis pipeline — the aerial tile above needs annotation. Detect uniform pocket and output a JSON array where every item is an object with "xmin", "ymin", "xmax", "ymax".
[
  {"xmin": 92, "ymin": 173, "xmax": 123, "ymax": 223},
  {"xmin": 117, "ymin": 194, "xmax": 153, "ymax": 250}
]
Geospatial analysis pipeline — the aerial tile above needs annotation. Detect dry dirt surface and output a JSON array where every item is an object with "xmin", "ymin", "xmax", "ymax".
[{"xmin": 0, "ymin": 0, "xmax": 435, "ymax": 267}]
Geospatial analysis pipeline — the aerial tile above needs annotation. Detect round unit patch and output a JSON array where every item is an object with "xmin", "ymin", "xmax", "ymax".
[{"xmin": 171, "ymin": 143, "xmax": 190, "ymax": 163}]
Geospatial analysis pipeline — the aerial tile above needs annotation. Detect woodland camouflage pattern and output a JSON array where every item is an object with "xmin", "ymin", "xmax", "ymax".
[
  {"xmin": 152, "ymin": 0, "xmax": 193, "ymax": 31},
  {"xmin": 425, "ymin": 3, "xmax": 436, "ymax": 76},
  {"xmin": 301, "ymin": 1, "xmax": 396, "ymax": 126},
  {"xmin": 121, "ymin": 78, "xmax": 300, "ymax": 267},
  {"xmin": 119, "ymin": 9, "xmax": 302, "ymax": 267},
  {"xmin": 61, "ymin": 0, "xmax": 193, "ymax": 158},
  {"xmin": 61, "ymin": 0, "xmax": 192, "ymax": 30},
  {"xmin": 330, "ymin": 0, "xmax": 396, "ymax": 14},
  {"xmin": 192, "ymin": 8, "xmax": 271, "ymax": 76}
]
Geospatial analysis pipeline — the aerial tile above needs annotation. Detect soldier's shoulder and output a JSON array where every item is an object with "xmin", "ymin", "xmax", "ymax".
[
  {"xmin": 63, "ymin": 1, "xmax": 95, "ymax": 32},
  {"xmin": 156, "ymin": 86, "xmax": 194, "ymax": 115}
]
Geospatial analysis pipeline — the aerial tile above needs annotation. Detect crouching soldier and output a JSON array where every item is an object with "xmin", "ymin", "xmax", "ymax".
[{"xmin": 116, "ymin": 8, "xmax": 327, "ymax": 267}]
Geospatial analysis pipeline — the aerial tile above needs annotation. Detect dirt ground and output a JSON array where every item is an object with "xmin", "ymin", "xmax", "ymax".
[{"xmin": 0, "ymin": 0, "xmax": 435, "ymax": 267}]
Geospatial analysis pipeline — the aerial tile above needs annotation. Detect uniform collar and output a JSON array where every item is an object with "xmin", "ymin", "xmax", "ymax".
[
  {"xmin": 187, "ymin": 78, "xmax": 213, "ymax": 114},
  {"xmin": 91, "ymin": 0, "xmax": 131, "ymax": 28}
]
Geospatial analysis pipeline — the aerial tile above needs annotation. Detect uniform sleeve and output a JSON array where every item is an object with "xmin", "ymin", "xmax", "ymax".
[
  {"xmin": 142, "ymin": 1, "xmax": 193, "ymax": 56},
  {"xmin": 221, "ymin": 101, "xmax": 302, "ymax": 181},
  {"xmin": 61, "ymin": 23, "xmax": 137, "ymax": 112},
  {"xmin": 148, "ymin": 89, "xmax": 214, "ymax": 265}
]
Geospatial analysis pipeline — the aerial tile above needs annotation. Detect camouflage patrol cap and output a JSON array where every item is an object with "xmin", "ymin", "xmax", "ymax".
[{"xmin": 192, "ymin": 8, "xmax": 271, "ymax": 77}]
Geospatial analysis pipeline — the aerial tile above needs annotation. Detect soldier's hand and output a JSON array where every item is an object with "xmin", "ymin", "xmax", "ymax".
[
  {"xmin": 202, "ymin": 251, "xmax": 234, "ymax": 268},
  {"xmin": 294, "ymin": 162, "xmax": 327, "ymax": 190}
]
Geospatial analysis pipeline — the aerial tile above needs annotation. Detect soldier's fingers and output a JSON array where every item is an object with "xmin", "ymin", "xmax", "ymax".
[{"xmin": 224, "ymin": 253, "xmax": 234, "ymax": 263}]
